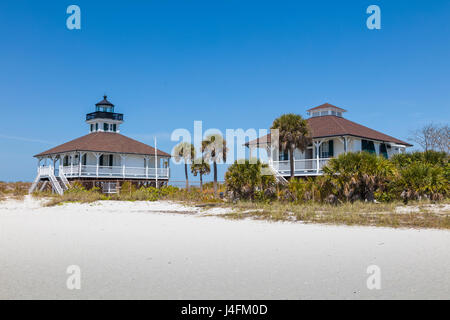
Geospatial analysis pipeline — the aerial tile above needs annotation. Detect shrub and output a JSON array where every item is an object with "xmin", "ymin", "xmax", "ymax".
[
  {"xmin": 394, "ymin": 162, "xmax": 448, "ymax": 203},
  {"xmin": 322, "ymin": 152, "xmax": 396, "ymax": 202},
  {"xmin": 391, "ymin": 150, "xmax": 448, "ymax": 168},
  {"xmin": 390, "ymin": 150, "xmax": 449, "ymax": 203},
  {"xmin": 225, "ymin": 159, "xmax": 276, "ymax": 201},
  {"xmin": 119, "ymin": 181, "xmax": 136, "ymax": 195}
]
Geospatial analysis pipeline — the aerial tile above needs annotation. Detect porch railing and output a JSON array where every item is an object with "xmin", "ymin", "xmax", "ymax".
[
  {"xmin": 270, "ymin": 158, "xmax": 331, "ymax": 175},
  {"xmin": 39, "ymin": 165, "xmax": 169, "ymax": 179}
]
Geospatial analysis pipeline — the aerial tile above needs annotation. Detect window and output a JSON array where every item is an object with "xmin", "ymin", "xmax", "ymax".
[
  {"xmin": 112, "ymin": 124, "xmax": 117, "ymax": 132},
  {"xmin": 99, "ymin": 155, "xmax": 104, "ymax": 166},
  {"xmin": 321, "ymin": 111, "xmax": 328, "ymax": 116},
  {"xmin": 320, "ymin": 140, "xmax": 334, "ymax": 158},
  {"xmin": 109, "ymin": 155, "xmax": 113, "ymax": 167},
  {"xmin": 103, "ymin": 123, "xmax": 108, "ymax": 131},
  {"xmin": 82, "ymin": 154, "xmax": 87, "ymax": 165},
  {"xmin": 63, "ymin": 156, "xmax": 69, "ymax": 166},
  {"xmin": 380, "ymin": 143, "xmax": 388, "ymax": 159},
  {"xmin": 279, "ymin": 150, "xmax": 289, "ymax": 161},
  {"xmin": 95, "ymin": 123, "xmax": 98, "ymax": 131},
  {"xmin": 331, "ymin": 110, "xmax": 337, "ymax": 116},
  {"xmin": 90, "ymin": 124, "xmax": 94, "ymax": 132},
  {"xmin": 337, "ymin": 112, "xmax": 342, "ymax": 117},
  {"xmin": 312, "ymin": 112, "xmax": 320, "ymax": 117},
  {"xmin": 362, "ymin": 140, "xmax": 376, "ymax": 154}
]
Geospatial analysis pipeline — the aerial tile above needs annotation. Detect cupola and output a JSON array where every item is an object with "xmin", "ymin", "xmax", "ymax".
[
  {"xmin": 307, "ymin": 103, "xmax": 347, "ymax": 118},
  {"xmin": 86, "ymin": 95, "xmax": 124, "ymax": 133}
]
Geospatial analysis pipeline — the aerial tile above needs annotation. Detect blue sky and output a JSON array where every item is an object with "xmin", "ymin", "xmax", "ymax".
[{"xmin": 0, "ymin": 0, "xmax": 449, "ymax": 182}]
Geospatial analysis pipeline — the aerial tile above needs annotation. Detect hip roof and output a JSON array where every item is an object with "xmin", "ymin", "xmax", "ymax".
[
  {"xmin": 34, "ymin": 132, "xmax": 171, "ymax": 157},
  {"xmin": 246, "ymin": 115, "xmax": 412, "ymax": 146}
]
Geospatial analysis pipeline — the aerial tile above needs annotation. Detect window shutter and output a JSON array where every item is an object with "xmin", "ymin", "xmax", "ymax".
[
  {"xmin": 328, "ymin": 140, "xmax": 334, "ymax": 157},
  {"xmin": 380, "ymin": 144, "xmax": 388, "ymax": 159}
]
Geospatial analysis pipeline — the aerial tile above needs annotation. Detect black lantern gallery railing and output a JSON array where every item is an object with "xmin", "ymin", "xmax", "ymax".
[{"xmin": 86, "ymin": 111, "xmax": 124, "ymax": 121}]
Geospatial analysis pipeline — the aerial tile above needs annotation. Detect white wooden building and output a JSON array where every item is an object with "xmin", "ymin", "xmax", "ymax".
[
  {"xmin": 246, "ymin": 103, "xmax": 412, "ymax": 180},
  {"xmin": 29, "ymin": 96, "xmax": 170, "ymax": 194}
]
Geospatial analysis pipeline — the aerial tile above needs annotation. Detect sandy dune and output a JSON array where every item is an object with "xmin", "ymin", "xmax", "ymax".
[{"xmin": 0, "ymin": 197, "xmax": 449, "ymax": 299}]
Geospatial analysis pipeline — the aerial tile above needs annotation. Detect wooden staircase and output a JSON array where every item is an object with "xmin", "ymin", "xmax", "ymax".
[{"xmin": 28, "ymin": 166, "xmax": 70, "ymax": 195}]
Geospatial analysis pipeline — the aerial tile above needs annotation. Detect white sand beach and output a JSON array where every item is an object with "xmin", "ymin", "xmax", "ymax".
[{"xmin": 0, "ymin": 196, "xmax": 449, "ymax": 300}]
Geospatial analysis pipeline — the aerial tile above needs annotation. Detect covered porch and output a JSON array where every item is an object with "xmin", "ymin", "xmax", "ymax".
[
  {"xmin": 36, "ymin": 151, "xmax": 170, "ymax": 180},
  {"xmin": 260, "ymin": 136, "xmax": 354, "ymax": 177}
]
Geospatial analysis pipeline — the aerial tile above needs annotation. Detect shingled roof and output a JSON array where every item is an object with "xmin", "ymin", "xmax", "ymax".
[
  {"xmin": 34, "ymin": 132, "xmax": 171, "ymax": 157},
  {"xmin": 246, "ymin": 115, "xmax": 412, "ymax": 146}
]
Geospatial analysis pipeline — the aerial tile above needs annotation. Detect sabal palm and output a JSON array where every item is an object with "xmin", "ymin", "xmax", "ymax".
[
  {"xmin": 173, "ymin": 142, "xmax": 196, "ymax": 191},
  {"xmin": 323, "ymin": 152, "xmax": 396, "ymax": 202},
  {"xmin": 202, "ymin": 134, "xmax": 227, "ymax": 196},
  {"xmin": 190, "ymin": 158, "xmax": 211, "ymax": 192},
  {"xmin": 271, "ymin": 114, "xmax": 310, "ymax": 179}
]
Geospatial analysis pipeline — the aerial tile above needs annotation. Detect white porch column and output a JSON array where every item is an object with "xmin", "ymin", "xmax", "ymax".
[
  {"xmin": 338, "ymin": 136, "xmax": 351, "ymax": 154},
  {"xmin": 51, "ymin": 155, "xmax": 58, "ymax": 176},
  {"xmin": 78, "ymin": 152, "xmax": 84, "ymax": 176},
  {"xmin": 59, "ymin": 154, "xmax": 65, "ymax": 174},
  {"xmin": 37, "ymin": 158, "xmax": 41, "ymax": 174},
  {"xmin": 314, "ymin": 140, "xmax": 323, "ymax": 174},
  {"xmin": 166, "ymin": 158, "xmax": 170, "ymax": 179},
  {"xmin": 70, "ymin": 153, "xmax": 74, "ymax": 176},
  {"xmin": 120, "ymin": 154, "xmax": 127, "ymax": 178},
  {"xmin": 94, "ymin": 153, "xmax": 101, "ymax": 177},
  {"xmin": 374, "ymin": 142, "xmax": 380, "ymax": 156},
  {"xmin": 144, "ymin": 156, "xmax": 150, "ymax": 179},
  {"xmin": 347, "ymin": 137, "xmax": 353, "ymax": 152},
  {"xmin": 341, "ymin": 137, "xmax": 347, "ymax": 153}
]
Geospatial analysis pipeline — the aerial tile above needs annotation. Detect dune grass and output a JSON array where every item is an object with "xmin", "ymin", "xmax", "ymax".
[
  {"xmin": 30, "ymin": 182, "xmax": 450, "ymax": 229},
  {"xmin": 0, "ymin": 182, "xmax": 30, "ymax": 201},
  {"xmin": 223, "ymin": 200, "xmax": 450, "ymax": 229},
  {"xmin": 34, "ymin": 182, "xmax": 225, "ymax": 207}
]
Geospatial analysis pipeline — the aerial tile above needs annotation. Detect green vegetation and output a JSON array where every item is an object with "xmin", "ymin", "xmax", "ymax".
[
  {"xmin": 173, "ymin": 142, "xmax": 196, "ymax": 191},
  {"xmin": 225, "ymin": 159, "xmax": 276, "ymax": 201},
  {"xmin": 225, "ymin": 200, "xmax": 450, "ymax": 229},
  {"xmin": 271, "ymin": 113, "xmax": 310, "ymax": 178},
  {"xmin": 190, "ymin": 159, "xmax": 211, "ymax": 191},
  {"xmin": 28, "ymin": 150, "xmax": 449, "ymax": 229},
  {"xmin": 36, "ymin": 181, "xmax": 224, "ymax": 206},
  {"xmin": 202, "ymin": 133, "xmax": 227, "ymax": 197}
]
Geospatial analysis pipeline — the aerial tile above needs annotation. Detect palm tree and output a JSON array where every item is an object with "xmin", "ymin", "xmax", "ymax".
[
  {"xmin": 271, "ymin": 113, "xmax": 310, "ymax": 179},
  {"xmin": 190, "ymin": 158, "xmax": 211, "ymax": 191},
  {"xmin": 173, "ymin": 142, "xmax": 196, "ymax": 191},
  {"xmin": 202, "ymin": 134, "xmax": 227, "ymax": 196}
]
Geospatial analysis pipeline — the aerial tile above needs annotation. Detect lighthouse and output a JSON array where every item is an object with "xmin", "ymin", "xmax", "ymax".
[{"xmin": 29, "ymin": 96, "xmax": 171, "ymax": 194}]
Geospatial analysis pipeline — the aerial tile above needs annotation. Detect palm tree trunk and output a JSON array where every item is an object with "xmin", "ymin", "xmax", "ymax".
[
  {"xmin": 213, "ymin": 161, "xmax": 218, "ymax": 196},
  {"xmin": 289, "ymin": 147, "xmax": 295, "ymax": 179},
  {"xmin": 200, "ymin": 173, "xmax": 203, "ymax": 192},
  {"xmin": 185, "ymin": 163, "xmax": 189, "ymax": 191}
]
